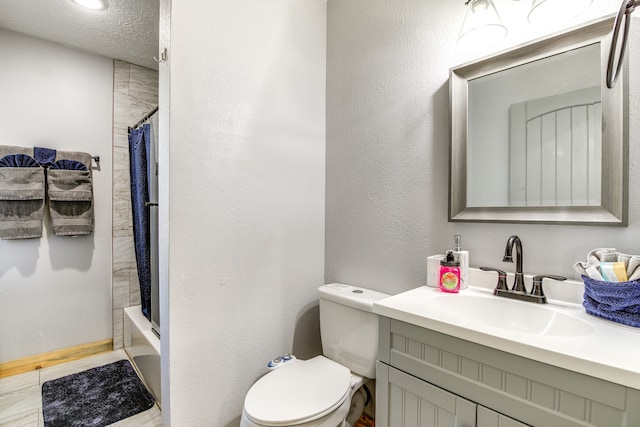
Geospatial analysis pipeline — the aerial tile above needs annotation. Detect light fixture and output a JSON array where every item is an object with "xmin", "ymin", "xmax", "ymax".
[
  {"xmin": 71, "ymin": 0, "xmax": 108, "ymax": 10},
  {"xmin": 528, "ymin": 0, "xmax": 593, "ymax": 25},
  {"xmin": 458, "ymin": 0, "xmax": 508, "ymax": 51}
]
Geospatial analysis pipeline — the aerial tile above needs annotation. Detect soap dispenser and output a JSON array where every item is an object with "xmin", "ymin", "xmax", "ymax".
[
  {"xmin": 440, "ymin": 251, "xmax": 461, "ymax": 293},
  {"xmin": 453, "ymin": 235, "xmax": 469, "ymax": 290}
]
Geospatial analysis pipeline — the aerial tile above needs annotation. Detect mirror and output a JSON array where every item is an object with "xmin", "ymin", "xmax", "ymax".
[{"xmin": 450, "ymin": 16, "xmax": 628, "ymax": 225}]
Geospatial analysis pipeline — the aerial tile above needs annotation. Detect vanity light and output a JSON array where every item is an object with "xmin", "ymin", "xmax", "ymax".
[
  {"xmin": 528, "ymin": 0, "xmax": 593, "ymax": 25},
  {"xmin": 71, "ymin": 0, "xmax": 108, "ymax": 10},
  {"xmin": 458, "ymin": 0, "xmax": 508, "ymax": 51}
]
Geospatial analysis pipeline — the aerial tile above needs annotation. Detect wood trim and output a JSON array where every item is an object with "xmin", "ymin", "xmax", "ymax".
[{"xmin": 0, "ymin": 339, "xmax": 113, "ymax": 379}]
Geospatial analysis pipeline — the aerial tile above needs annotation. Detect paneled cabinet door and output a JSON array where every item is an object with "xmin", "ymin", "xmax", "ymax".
[
  {"xmin": 477, "ymin": 406, "xmax": 530, "ymax": 427},
  {"xmin": 378, "ymin": 363, "xmax": 476, "ymax": 427}
]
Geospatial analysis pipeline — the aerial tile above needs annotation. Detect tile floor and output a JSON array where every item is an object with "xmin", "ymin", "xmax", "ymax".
[{"xmin": 0, "ymin": 349, "xmax": 162, "ymax": 427}]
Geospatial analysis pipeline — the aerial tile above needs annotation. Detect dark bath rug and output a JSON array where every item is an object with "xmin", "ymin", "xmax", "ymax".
[{"xmin": 42, "ymin": 359, "xmax": 155, "ymax": 427}]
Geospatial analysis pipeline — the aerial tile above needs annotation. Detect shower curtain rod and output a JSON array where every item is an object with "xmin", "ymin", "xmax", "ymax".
[{"xmin": 128, "ymin": 106, "xmax": 159, "ymax": 134}]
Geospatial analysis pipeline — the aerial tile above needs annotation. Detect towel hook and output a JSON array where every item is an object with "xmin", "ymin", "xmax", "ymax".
[{"xmin": 153, "ymin": 48, "xmax": 167, "ymax": 63}]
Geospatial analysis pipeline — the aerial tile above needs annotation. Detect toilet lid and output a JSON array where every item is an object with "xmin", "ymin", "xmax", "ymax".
[{"xmin": 244, "ymin": 356, "xmax": 351, "ymax": 426}]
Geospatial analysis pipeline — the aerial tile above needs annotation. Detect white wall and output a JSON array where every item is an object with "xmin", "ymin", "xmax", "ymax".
[
  {"xmin": 165, "ymin": 0, "xmax": 326, "ymax": 425},
  {"xmin": 0, "ymin": 30, "xmax": 113, "ymax": 362},
  {"xmin": 158, "ymin": 0, "xmax": 171, "ymax": 421},
  {"xmin": 326, "ymin": 0, "xmax": 640, "ymax": 295}
]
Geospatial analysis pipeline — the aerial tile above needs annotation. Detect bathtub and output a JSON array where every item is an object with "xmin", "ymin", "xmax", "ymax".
[{"xmin": 124, "ymin": 306, "xmax": 161, "ymax": 405}]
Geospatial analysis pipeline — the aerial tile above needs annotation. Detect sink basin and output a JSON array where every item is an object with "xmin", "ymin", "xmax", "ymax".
[
  {"xmin": 373, "ymin": 282, "xmax": 640, "ymax": 389},
  {"xmin": 428, "ymin": 293, "xmax": 594, "ymax": 337}
]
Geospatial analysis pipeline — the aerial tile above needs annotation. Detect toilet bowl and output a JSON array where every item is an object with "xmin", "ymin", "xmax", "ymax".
[
  {"xmin": 240, "ymin": 356, "xmax": 361, "ymax": 427},
  {"xmin": 240, "ymin": 284, "xmax": 389, "ymax": 427}
]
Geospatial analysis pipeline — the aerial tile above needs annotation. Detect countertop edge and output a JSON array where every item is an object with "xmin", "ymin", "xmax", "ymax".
[{"xmin": 373, "ymin": 286, "xmax": 640, "ymax": 390}]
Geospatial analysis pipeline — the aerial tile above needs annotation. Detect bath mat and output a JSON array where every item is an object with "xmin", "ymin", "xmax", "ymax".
[{"xmin": 41, "ymin": 359, "xmax": 155, "ymax": 427}]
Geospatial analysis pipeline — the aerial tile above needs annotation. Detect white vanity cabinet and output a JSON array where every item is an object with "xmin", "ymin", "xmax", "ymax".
[
  {"xmin": 377, "ymin": 362, "xmax": 476, "ymax": 426},
  {"xmin": 477, "ymin": 406, "xmax": 528, "ymax": 427},
  {"xmin": 376, "ymin": 317, "xmax": 640, "ymax": 427},
  {"xmin": 377, "ymin": 363, "xmax": 527, "ymax": 427}
]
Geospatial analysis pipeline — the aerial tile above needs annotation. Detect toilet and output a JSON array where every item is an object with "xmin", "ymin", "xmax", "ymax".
[{"xmin": 240, "ymin": 283, "xmax": 389, "ymax": 427}]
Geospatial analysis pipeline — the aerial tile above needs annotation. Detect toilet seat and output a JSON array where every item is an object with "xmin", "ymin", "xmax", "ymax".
[{"xmin": 243, "ymin": 356, "xmax": 351, "ymax": 426}]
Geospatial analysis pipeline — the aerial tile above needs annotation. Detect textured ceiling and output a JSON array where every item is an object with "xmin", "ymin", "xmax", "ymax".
[{"xmin": 0, "ymin": 0, "xmax": 159, "ymax": 70}]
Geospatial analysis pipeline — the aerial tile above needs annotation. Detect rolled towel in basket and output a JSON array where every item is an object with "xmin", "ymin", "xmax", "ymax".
[
  {"xmin": 574, "ymin": 248, "xmax": 640, "ymax": 281},
  {"xmin": 0, "ymin": 149, "xmax": 45, "ymax": 240},
  {"xmin": 47, "ymin": 151, "xmax": 94, "ymax": 236}
]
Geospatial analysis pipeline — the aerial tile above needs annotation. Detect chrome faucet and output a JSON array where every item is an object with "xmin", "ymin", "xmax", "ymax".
[{"xmin": 503, "ymin": 235, "xmax": 526, "ymax": 292}]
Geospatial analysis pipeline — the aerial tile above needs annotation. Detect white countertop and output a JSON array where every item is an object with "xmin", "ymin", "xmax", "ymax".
[{"xmin": 373, "ymin": 277, "xmax": 640, "ymax": 389}]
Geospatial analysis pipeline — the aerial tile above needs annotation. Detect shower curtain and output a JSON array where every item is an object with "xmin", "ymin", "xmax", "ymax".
[{"xmin": 128, "ymin": 124, "xmax": 153, "ymax": 321}]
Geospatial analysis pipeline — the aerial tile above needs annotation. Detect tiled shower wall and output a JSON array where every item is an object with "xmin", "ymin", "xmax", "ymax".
[{"xmin": 112, "ymin": 60, "xmax": 158, "ymax": 349}]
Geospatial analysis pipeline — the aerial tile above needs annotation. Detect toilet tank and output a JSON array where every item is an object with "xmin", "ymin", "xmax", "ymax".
[{"xmin": 318, "ymin": 283, "xmax": 389, "ymax": 379}]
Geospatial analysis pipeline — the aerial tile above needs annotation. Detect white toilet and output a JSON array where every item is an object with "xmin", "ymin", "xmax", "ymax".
[{"xmin": 240, "ymin": 283, "xmax": 389, "ymax": 427}]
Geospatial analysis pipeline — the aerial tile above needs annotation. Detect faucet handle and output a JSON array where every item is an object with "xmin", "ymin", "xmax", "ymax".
[
  {"xmin": 480, "ymin": 267, "xmax": 508, "ymax": 292},
  {"xmin": 531, "ymin": 274, "xmax": 567, "ymax": 303}
]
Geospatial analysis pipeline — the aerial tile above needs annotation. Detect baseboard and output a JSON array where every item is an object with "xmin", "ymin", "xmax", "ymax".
[{"xmin": 0, "ymin": 339, "xmax": 113, "ymax": 379}]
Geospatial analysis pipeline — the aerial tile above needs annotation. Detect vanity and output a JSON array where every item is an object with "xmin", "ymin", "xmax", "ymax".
[
  {"xmin": 373, "ymin": 275, "xmax": 640, "ymax": 427},
  {"xmin": 373, "ymin": 11, "xmax": 639, "ymax": 425}
]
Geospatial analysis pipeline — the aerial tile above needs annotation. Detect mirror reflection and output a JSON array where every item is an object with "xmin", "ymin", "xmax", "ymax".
[{"xmin": 467, "ymin": 44, "xmax": 601, "ymax": 208}]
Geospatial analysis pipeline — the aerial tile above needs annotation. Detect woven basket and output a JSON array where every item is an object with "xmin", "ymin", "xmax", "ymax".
[{"xmin": 582, "ymin": 275, "xmax": 640, "ymax": 327}]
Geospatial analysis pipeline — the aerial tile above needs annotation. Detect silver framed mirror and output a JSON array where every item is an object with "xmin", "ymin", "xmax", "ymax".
[{"xmin": 449, "ymin": 16, "xmax": 628, "ymax": 225}]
